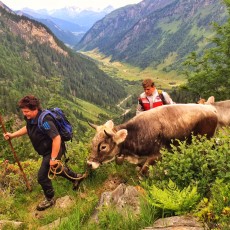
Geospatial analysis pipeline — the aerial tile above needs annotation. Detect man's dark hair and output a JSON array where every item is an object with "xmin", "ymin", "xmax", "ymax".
[
  {"xmin": 142, "ymin": 79, "xmax": 155, "ymax": 88},
  {"xmin": 18, "ymin": 95, "xmax": 42, "ymax": 111}
]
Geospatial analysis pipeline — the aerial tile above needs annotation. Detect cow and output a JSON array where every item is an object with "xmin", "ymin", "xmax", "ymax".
[
  {"xmin": 197, "ymin": 96, "xmax": 215, "ymax": 105},
  {"xmin": 87, "ymin": 104, "xmax": 218, "ymax": 175},
  {"xmin": 198, "ymin": 96, "xmax": 230, "ymax": 128}
]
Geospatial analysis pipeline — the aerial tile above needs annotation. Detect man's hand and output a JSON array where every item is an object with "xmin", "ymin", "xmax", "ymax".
[
  {"xmin": 49, "ymin": 159, "xmax": 58, "ymax": 167},
  {"xmin": 3, "ymin": 132, "xmax": 12, "ymax": 140}
]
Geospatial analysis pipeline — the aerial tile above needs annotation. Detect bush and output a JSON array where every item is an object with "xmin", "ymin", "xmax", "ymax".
[
  {"xmin": 0, "ymin": 159, "xmax": 39, "ymax": 192},
  {"xmin": 148, "ymin": 128, "xmax": 230, "ymax": 196},
  {"xmin": 195, "ymin": 179, "xmax": 230, "ymax": 229}
]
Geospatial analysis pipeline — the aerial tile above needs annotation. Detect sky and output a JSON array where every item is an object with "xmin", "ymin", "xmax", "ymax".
[{"xmin": 2, "ymin": 0, "xmax": 143, "ymax": 11}]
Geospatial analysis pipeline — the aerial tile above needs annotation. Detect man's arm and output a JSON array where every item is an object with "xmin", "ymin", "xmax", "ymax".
[
  {"xmin": 163, "ymin": 92, "xmax": 175, "ymax": 104},
  {"xmin": 3, "ymin": 126, "xmax": 27, "ymax": 140},
  {"xmin": 136, "ymin": 98, "xmax": 144, "ymax": 115},
  {"xmin": 49, "ymin": 135, "xmax": 61, "ymax": 166}
]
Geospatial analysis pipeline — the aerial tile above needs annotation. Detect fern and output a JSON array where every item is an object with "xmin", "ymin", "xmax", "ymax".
[{"xmin": 146, "ymin": 179, "xmax": 200, "ymax": 215}]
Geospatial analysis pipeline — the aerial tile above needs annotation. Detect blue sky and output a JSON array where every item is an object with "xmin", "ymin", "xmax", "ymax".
[{"xmin": 2, "ymin": 0, "xmax": 142, "ymax": 10}]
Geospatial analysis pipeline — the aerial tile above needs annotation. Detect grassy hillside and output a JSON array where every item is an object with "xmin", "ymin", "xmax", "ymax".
[
  {"xmin": 76, "ymin": 0, "xmax": 227, "ymax": 72},
  {"xmin": 79, "ymin": 49, "xmax": 186, "ymax": 119},
  {"xmin": 0, "ymin": 128, "xmax": 229, "ymax": 229},
  {"xmin": 80, "ymin": 50, "xmax": 185, "ymax": 88},
  {"xmin": 0, "ymin": 6, "xmax": 126, "ymax": 115}
]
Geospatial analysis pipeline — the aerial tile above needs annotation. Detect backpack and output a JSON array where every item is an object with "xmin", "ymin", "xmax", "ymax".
[
  {"xmin": 157, "ymin": 89, "xmax": 167, "ymax": 105},
  {"xmin": 38, "ymin": 108, "xmax": 73, "ymax": 142}
]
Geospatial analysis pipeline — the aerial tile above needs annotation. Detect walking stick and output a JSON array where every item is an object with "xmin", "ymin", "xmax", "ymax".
[{"xmin": 0, "ymin": 114, "xmax": 32, "ymax": 191}]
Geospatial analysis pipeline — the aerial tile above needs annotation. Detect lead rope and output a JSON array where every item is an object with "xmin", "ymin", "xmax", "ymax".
[{"xmin": 48, "ymin": 160, "xmax": 89, "ymax": 180}]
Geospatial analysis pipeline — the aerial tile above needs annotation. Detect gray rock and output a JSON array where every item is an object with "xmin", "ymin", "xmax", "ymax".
[
  {"xmin": 92, "ymin": 183, "xmax": 142, "ymax": 222},
  {"xmin": 0, "ymin": 220, "xmax": 23, "ymax": 229},
  {"xmin": 143, "ymin": 215, "xmax": 207, "ymax": 230}
]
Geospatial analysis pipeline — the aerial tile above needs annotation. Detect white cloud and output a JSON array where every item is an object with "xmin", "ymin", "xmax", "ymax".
[{"xmin": 2, "ymin": 0, "xmax": 142, "ymax": 10}]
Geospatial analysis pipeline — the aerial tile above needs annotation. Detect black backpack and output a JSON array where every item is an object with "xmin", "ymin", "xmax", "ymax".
[
  {"xmin": 138, "ymin": 89, "xmax": 167, "ymax": 107},
  {"xmin": 38, "ymin": 108, "xmax": 73, "ymax": 142},
  {"xmin": 157, "ymin": 89, "xmax": 167, "ymax": 105}
]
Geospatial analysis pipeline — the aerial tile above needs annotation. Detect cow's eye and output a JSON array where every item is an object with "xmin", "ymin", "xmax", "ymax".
[{"xmin": 99, "ymin": 144, "xmax": 108, "ymax": 152}]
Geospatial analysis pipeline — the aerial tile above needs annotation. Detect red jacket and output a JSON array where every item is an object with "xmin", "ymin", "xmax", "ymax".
[{"xmin": 138, "ymin": 96, "xmax": 163, "ymax": 111}]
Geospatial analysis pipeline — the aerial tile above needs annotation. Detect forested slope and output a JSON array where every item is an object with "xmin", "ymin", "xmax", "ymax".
[
  {"xmin": 76, "ymin": 0, "xmax": 227, "ymax": 71},
  {"xmin": 0, "ymin": 5, "xmax": 126, "ymax": 116}
]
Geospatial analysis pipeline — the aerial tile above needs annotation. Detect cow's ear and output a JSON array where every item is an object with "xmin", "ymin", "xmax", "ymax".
[
  {"xmin": 206, "ymin": 96, "xmax": 215, "ymax": 104},
  {"xmin": 113, "ymin": 129, "xmax": 128, "ymax": 144},
  {"xmin": 105, "ymin": 120, "xmax": 114, "ymax": 129}
]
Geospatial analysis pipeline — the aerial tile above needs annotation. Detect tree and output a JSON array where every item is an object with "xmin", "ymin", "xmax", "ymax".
[{"xmin": 183, "ymin": 0, "xmax": 230, "ymax": 100}]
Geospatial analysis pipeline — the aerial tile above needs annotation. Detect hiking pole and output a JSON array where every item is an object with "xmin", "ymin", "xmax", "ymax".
[{"xmin": 0, "ymin": 114, "xmax": 32, "ymax": 191}]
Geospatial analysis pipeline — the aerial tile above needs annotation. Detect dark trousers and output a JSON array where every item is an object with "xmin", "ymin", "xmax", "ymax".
[{"xmin": 37, "ymin": 154, "xmax": 77, "ymax": 199}]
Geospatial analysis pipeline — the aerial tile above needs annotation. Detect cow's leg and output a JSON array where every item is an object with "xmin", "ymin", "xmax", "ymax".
[{"xmin": 139, "ymin": 153, "xmax": 161, "ymax": 176}]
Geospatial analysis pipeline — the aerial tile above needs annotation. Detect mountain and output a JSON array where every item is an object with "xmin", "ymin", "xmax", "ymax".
[
  {"xmin": 16, "ymin": 11, "xmax": 85, "ymax": 47},
  {"xmin": 76, "ymin": 0, "xmax": 227, "ymax": 71},
  {"xmin": 0, "ymin": 3, "xmax": 126, "ymax": 117},
  {"xmin": 16, "ymin": 6, "xmax": 114, "ymax": 46},
  {"xmin": 49, "ymin": 6, "xmax": 114, "ymax": 29},
  {"xmin": 17, "ymin": 8, "xmax": 87, "ymax": 32}
]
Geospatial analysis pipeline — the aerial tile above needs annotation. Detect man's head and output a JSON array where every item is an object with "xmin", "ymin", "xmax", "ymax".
[
  {"xmin": 142, "ymin": 79, "xmax": 155, "ymax": 96},
  {"xmin": 18, "ymin": 95, "xmax": 41, "ymax": 119}
]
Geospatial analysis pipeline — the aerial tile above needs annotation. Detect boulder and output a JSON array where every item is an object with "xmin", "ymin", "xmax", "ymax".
[
  {"xmin": 143, "ymin": 215, "xmax": 207, "ymax": 230},
  {"xmin": 92, "ymin": 183, "xmax": 143, "ymax": 222}
]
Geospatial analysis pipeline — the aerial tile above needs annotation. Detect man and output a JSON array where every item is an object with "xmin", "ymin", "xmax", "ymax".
[
  {"xmin": 136, "ymin": 79, "xmax": 174, "ymax": 115},
  {"xmin": 3, "ymin": 95, "xmax": 82, "ymax": 211}
]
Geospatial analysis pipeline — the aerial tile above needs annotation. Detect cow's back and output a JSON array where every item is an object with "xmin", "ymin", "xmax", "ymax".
[
  {"xmin": 212, "ymin": 100, "xmax": 230, "ymax": 127},
  {"xmin": 117, "ymin": 104, "xmax": 218, "ymax": 156}
]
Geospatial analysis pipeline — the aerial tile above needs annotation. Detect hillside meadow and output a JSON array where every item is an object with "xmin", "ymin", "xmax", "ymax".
[
  {"xmin": 80, "ymin": 50, "xmax": 185, "ymax": 89},
  {"xmin": 0, "ymin": 123, "xmax": 229, "ymax": 229}
]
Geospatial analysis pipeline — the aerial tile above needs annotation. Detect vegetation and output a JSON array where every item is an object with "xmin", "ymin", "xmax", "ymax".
[
  {"xmin": 183, "ymin": 0, "xmax": 230, "ymax": 100},
  {"xmin": 77, "ymin": 0, "xmax": 227, "ymax": 72},
  {"xmin": 0, "ymin": 0, "xmax": 230, "ymax": 229},
  {"xmin": 145, "ymin": 179, "xmax": 200, "ymax": 215},
  {"xmin": 0, "ymin": 6, "xmax": 126, "ymax": 116},
  {"xmin": 0, "ymin": 128, "xmax": 229, "ymax": 229}
]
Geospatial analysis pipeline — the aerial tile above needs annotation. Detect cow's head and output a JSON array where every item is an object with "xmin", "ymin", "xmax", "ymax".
[
  {"xmin": 197, "ymin": 96, "xmax": 215, "ymax": 104},
  {"xmin": 87, "ymin": 120, "xmax": 128, "ymax": 169}
]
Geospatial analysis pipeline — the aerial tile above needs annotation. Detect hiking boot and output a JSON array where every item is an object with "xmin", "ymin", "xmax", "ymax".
[
  {"xmin": 73, "ymin": 174, "xmax": 84, "ymax": 191},
  {"xmin": 36, "ymin": 198, "xmax": 55, "ymax": 211}
]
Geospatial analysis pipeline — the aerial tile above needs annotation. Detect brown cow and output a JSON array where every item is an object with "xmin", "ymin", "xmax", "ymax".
[
  {"xmin": 198, "ymin": 96, "xmax": 230, "ymax": 128},
  {"xmin": 87, "ymin": 104, "xmax": 218, "ymax": 175}
]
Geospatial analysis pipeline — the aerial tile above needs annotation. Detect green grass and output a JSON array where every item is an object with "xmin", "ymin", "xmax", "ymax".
[
  {"xmin": 80, "ymin": 50, "xmax": 186, "ymax": 89},
  {"xmin": 157, "ymin": 19, "xmax": 181, "ymax": 33},
  {"xmin": 70, "ymin": 97, "xmax": 114, "ymax": 122},
  {"xmin": 1, "ymin": 128, "xmax": 230, "ymax": 229}
]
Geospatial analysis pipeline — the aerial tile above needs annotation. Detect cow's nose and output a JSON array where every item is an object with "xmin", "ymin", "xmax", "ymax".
[
  {"xmin": 87, "ymin": 160, "xmax": 100, "ymax": 169},
  {"xmin": 86, "ymin": 161, "xmax": 93, "ymax": 168}
]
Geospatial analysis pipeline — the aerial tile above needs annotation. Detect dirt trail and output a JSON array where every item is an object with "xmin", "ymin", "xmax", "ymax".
[{"xmin": 117, "ymin": 95, "xmax": 131, "ymax": 116}]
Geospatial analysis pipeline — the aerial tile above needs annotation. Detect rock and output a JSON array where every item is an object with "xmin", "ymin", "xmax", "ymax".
[
  {"xmin": 142, "ymin": 215, "xmax": 207, "ymax": 230},
  {"xmin": 0, "ymin": 220, "xmax": 23, "ymax": 229},
  {"xmin": 38, "ymin": 217, "xmax": 68, "ymax": 230},
  {"xmin": 55, "ymin": 195, "xmax": 73, "ymax": 209},
  {"xmin": 36, "ymin": 195, "xmax": 73, "ymax": 229},
  {"xmin": 92, "ymin": 183, "xmax": 142, "ymax": 223}
]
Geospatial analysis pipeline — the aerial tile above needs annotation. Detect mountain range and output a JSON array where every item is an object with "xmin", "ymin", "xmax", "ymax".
[
  {"xmin": 15, "ymin": 6, "xmax": 115, "ymax": 47},
  {"xmin": 76, "ymin": 0, "xmax": 227, "ymax": 71},
  {"xmin": 10, "ymin": 0, "xmax": 227, "ymax": 73},
  {"xmin": 0, "ymin": 2, "xmax": 126, "ymax": 122}
]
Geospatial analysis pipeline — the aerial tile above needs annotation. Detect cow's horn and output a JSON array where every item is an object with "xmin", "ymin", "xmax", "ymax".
[
  {"xmin": 104, "ymin": 129, "xmax": 114, "ymax": 137},
  {"xmin": 88, "ymin": 121, "xmax": 98, "ymax": 130}
]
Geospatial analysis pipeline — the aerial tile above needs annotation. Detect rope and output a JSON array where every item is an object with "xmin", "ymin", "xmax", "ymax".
[{"xmin": 48, "ymin": 160, "xmax": 88, "ymax": 180}]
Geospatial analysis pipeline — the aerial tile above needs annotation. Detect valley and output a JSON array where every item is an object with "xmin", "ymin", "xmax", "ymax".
[{"xmin": 80, "ymin": 50, "xmax": 186, "ymax": 90}]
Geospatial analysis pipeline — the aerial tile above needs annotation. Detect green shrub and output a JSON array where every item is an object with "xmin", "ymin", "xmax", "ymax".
[
  {"xmin": 148, "ymin": 128, "xmax": 230, "ymax": 196},
  {"xmin": 195, "ymin": 179, "xmax": 230, "ymax": 229},
  {"xmin": 0, "ymin": 159, "xmax": 39, "ymax": 192}
]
